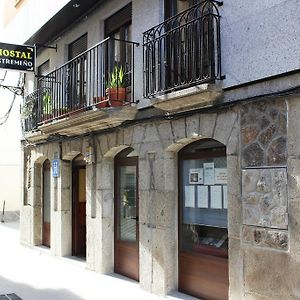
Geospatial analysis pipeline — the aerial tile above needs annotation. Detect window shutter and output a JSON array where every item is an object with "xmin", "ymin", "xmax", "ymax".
[
  {"xmin": 105, "ymin": 3, "xmax": 132, "ymax": 36},
  {"xmin": 69, "ymin": 33, "xmax": 88, "ymax": 60},
  {"xmin": 38, "ymin": 60, "xmax": 50, "ymax": 76}
]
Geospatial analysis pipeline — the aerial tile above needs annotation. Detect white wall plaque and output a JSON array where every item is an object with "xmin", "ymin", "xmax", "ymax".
[
  {"xmin": 189, "ymin": 168, "xmax": 204, "ymax": 184},
  {"xmin": 210, "ymin": 185, "xmax": 222, "ymax": 209},
  {"xmin": 203, "ymin": 162, "xmax": 215, "ymax": 185},
  {"xmin": 184, "ymin": 185, "xmax": 195, "ymax": 207},
  {"xmin": 215, "ymin": 168, "xmax": 227, "ymax": 184},
  {"xmin": 197, "ymin": 185, "xmax": 209, "ymax": 208}
]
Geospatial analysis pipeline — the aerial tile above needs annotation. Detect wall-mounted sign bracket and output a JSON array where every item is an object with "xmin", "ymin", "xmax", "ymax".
[
  {"xmin": 0, "ymin": 84, "xmax": 24, "ymax": 96},
  {"xmin": 34, "ymin": 44, "xmax": 57, "ymax": 51}
]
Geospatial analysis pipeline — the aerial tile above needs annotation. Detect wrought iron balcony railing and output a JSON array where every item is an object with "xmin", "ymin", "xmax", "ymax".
[
  {"xmin": 143, "ymin": 0, "xmax": 223, "ymax": 98},
  {"xmin": 22, "ymin": 37, "xmax": 139, "ymax": 132}
]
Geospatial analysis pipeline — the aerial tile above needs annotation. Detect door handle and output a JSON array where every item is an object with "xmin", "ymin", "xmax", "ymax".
[{"xmin": 130, "ymin": 216, "xmax": 139, "ymax": 221}]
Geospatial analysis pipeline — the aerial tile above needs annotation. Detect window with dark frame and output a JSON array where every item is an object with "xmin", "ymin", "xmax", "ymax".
[
  {"xmin": 104, "ymin": 3, "xmax": 132, "ymax": 88},
  {"xmin": 179, "ymin": 139, "xmax": 228, "ymax": 258},
  {"xmin": 68, "ymin": 33, "xmax": 88, "ymax": 109},
  {"xmin": 163, "ymin": 0, "xmax": 213, "ymax": 90}
]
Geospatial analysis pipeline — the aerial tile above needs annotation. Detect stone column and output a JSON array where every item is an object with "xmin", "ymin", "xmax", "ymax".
[
  {"xmin": 53, "ymin": 160, "xmax": 72, "ymax": 256},
  {"xmin": 139, "ymin": 148, "xmax": 177, "ymax": 296},
  {"xmin": 32, "ymin": 162, "xmax": 42, "ymax": 246},
  {"xmin": 96, "ymin": 158, "xmax": 114, "ymax": 273}
]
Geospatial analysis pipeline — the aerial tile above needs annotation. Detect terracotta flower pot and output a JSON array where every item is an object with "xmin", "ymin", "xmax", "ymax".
[
  {"xmin": 106, "ymin": 87, "xmax": 126, "ymax": 106},
  {"xmin": 94, "ymin": 96, "xmax": 108, "ymax": 108}
]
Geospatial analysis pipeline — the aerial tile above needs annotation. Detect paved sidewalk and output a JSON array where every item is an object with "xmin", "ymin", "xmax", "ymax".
[{"xmin": 0, "ymin": 222, "xmax": 197, "ymax": 300}]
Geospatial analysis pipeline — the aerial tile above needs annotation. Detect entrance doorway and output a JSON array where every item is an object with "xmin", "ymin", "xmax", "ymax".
[
  {"xmin": 42, "ymin": 159, "xmax": 51, "ymax": 247},
  {"xmin": 72, "ymin": 155, "xmax": 86, "ymax": 257},
  {"xmin": 114, "ymin": 148, "xmax": 139, "ymax": 281},
  {"xmin": 178, "ymin": 139, "xmax": 229, "ymax": 300}
]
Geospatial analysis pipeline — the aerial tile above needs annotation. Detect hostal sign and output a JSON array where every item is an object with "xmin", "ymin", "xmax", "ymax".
[{"xmin": 0, "ymin": 42, "xmax": 35, "ymax": 72}]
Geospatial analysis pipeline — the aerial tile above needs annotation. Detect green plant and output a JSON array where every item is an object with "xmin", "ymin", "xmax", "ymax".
[
  {"xmin": 106, "ymin": 65, "xmax": 125, "ymax": 89},
  {"xmin": 20, "ymin": 98, "xmax": 34, "ymax": 119},
  {"xmin": 42, "ymin": 91, "xmax": 52, "ymax": 114}
]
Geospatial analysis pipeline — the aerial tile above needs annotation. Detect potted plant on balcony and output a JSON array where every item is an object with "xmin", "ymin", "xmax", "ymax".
[
  {"xmin": 42, "ymin": 90, "xmax": 53, "ymax": 122},
  {"xmin": 106, "ymin": 65, "xmax": 126, "ymax": 107},
  {"xmin": 20, "ymin": 97, "xmax": 35, "ymax": 119}
]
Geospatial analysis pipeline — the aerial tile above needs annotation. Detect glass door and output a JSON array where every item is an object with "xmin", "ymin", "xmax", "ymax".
[
  {"xmin": 178, "ymin": 139, "xmax": 229, "ymax": 300},
  {"xmin": 114, "ymin": 151, "xmax": 139, "ymax": 281}
]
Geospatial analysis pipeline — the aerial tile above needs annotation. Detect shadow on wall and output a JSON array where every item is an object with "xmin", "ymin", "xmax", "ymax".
[{"xmin": 0, "ymin": 275, "xmax": 85, "ymax": 300}]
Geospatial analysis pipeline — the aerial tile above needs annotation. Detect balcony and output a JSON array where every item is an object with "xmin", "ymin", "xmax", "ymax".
[
  {"xmin": 22, "ymin": 37, "xmax": 139, "ymax": 140},
  {"xmin": 143, "ymin": 0, "xmax": 223, "ymax": 112}
]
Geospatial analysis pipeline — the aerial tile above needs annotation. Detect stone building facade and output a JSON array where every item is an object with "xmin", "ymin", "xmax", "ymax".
[{"xmin": 17, "ymin": 0, "xmax": 300, "ymax": 299}]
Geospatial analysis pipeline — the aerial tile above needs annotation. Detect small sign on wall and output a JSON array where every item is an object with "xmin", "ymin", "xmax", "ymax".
[{"xmin": 52, "ymin": 159, "xmax": 60, "ymax": 178}]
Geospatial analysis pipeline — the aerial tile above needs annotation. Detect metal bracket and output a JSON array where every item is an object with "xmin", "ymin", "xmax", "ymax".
[
  {"xmin": 0, "ymin": 84, "xmax": 24, "ymax": 96},
  {"xmin": 34, "ymin": 44, "xmax": 57, "ymax": 51}
]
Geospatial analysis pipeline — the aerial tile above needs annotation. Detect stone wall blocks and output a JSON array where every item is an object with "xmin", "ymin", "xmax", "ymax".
[
  {"xmin": 241, "ymin": 99, "xmax": 287, "ymax": 168},
  {"xmin": 288, "ymin": 199, "xmax": 300, "ymax": 254},
  {"xmin": 199, "ymin": 112, "xmax": 217, "ymax": 138},
  {"xmin": 123, "ymin": 126, "xmax": 134, "ymax": 146},
  {"xmin": 98, "ymin": 135, "xmax": 109, "ymax": 156},
  {"xmin": 242, "ymin": 225, "xmax": 288, "ymax": 251},
  {"xmin": 143, "ymin": 124, "xmax": 161, "ymax": 143},
  {"xmin": 227, "ymin": 121, "xmax": 240, "ymax": 156},
  {"xmin": 106, "ymin": 132, "xmax": 117, "ymax": 150},
  {"xmin": 101, "ymin": 190, "xmax": 114, "ymax": 218},
  {"xmin": 287, "ymin": 97, "xmax": 300, "ymax": 156},
  {"xmin": 243, "ymin": 247, "xmax": 293, "ymax": 299},
  {"xmin": 213, "ymin": 110, "xmax": 237, "ymax": 145},
  {"xmin": 228, "ymin": 193, "xmax": 242, "ymax": 239},
  {"xmin": 227, "ymin": 155, "xmax": 241, "ymax": 197},
  {"xmin": 116, "ymin": 128, "xmax": 124, "ymax": 146},
  {"xmin": 185, "ymin": 114, "xmax": 200, "ymax": 137},
  {"xmin": 155, "ymin": 191, "xmax": 176, "ymax": 229},
  {"xmin": 287, "ymin": 158, "xmax": 300, "ymax": 200},
  {"xmin": 242, "ymin": 168, "xmax": 288, "ymax": 229},
  {"xmin": 228, "ymin": 237, "xmax": 243, "ymax": 300},
  {"xmin": 132, "ymin": 124, "xmax": 146, "ymax": 145},
  {"xmin": 164, "ymin": 156, "xmax": 178, "ymax": 192},
  {"xmin": 171, "ymin": 118, "xmax": 186, "ymax": 141},
  {"xmin": 157, "ymin": 121, "xmax": 175, "ymax": 149}
]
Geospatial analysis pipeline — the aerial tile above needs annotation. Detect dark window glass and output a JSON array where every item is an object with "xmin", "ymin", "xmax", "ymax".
[
  {"xmin": 165, "ymin": 0, "xmax": 200, "ymax": 19},
  {"xmin": 68, "ymin": 34, "xmax": 88, "ymax": 108},
  {"xmin": 69, "ymin": 34, "xmax": 88, "ymax": 60},
  {"xmin": 38, "ymin": 60, "xmax": 50, "ymax": 77},
  {"xmin": 105, "ymin": 4, "xmax": 132, "ymax": 87}
]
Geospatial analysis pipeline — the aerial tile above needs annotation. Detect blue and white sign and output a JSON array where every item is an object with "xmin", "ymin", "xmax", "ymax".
[{"xmin": 52, "ymin": 159, "xmax": 60, "ymax": 177}]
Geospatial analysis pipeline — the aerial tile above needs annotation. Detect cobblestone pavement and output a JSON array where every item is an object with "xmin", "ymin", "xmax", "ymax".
[{"xmin": 0, "ymin": 222, "xmax": 197, "ymax": 300}]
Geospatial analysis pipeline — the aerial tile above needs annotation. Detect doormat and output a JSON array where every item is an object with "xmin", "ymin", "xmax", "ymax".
[{"xmin": 0, "ymin": 294, "xmax": 22, "ymax": 300}]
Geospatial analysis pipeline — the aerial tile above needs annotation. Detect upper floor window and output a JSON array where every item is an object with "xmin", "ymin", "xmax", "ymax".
[
  {"xmin": 68, "ymin": 33, "xmax": 88, "ymax": 60},
  {"xmin": 68, "ymin": 34, "xmax": 88, "ymax": 108},
  {"xmin": 105, "ymin": 3, "xmax": 132, "ymax": 73},
  {"xmin": 165, "ymin": 0, "xmax": 200, "ymax": 19},
  {"xmin": 38, "ymin": 60, "xmax": 50, "ymax": 77}
]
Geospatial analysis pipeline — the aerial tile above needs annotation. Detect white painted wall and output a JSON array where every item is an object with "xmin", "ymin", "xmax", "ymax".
[
  {"xmin": 221, "ymin": 0, "xmax": 300, "ymax": 88},
  {"xmin": 0, "ymin": 0, "xmax": 72, "ymax": 213}
]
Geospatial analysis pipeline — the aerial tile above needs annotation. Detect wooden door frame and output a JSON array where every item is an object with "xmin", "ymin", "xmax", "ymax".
[
  {"xmin": 177, "ymin": 140, "xmax": 228, "ymax": 299},
  {"xmin": 72, "ymin": 157, "xmax": 86, "ymax": 256},
  {"xmin": 114, "ymin": 155, "xmax": 139, "ymax": 281},
  {"xmin": 42, "ymin": 159, "xmax": 51, "ymax": 248}
]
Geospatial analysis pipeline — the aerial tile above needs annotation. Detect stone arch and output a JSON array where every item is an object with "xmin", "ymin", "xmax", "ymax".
[
  {"xmin": 93, "ymin": 145, "xmax": 137, "ymax": 274},
  {"xmin": 62, "ymin": 150, "xmax": 82, "ymax": 161},
  {"xmin": 161, "ymin": 127, "xmax": 240, "ymax": 297}
]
